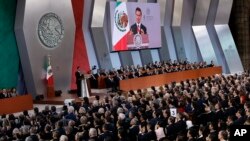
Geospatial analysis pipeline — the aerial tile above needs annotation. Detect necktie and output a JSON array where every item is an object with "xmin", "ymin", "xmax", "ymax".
[{"xmin": 137, "ymin": 24, "xmax": 140, "ymax": 33}]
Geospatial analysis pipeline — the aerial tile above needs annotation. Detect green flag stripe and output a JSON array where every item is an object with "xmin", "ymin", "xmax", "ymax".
[
  {"xmin": 0, "ymin": 0, "xmax": 19, "ymax": 88},
  {"xmin": 116, "ymin": 1, "xmax": 122, "ymax": 7}
]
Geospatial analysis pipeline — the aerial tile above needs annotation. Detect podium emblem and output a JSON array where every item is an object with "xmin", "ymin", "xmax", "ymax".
[
  {"xmin": 38, "ymin": 13, "xmax": 64, "ymax": 48},
  {"xmin": 133, "ymin": 34, "xmax": 142, "ymax": 48}
]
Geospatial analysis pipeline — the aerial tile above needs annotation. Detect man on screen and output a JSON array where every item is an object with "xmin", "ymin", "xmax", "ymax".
[{"xmin": 130, "ymin": 7, "xmax": 147, "ymax": 35}]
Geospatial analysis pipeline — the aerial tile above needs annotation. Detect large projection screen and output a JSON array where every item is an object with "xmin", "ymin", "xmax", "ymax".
[{"xmin": 110, "ymin": 2, "xmax": 161, "ymax": 51}]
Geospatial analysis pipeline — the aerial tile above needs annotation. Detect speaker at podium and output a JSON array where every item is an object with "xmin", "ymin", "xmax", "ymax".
[{"xmin": 81, "ymin": 74, "xmax": 91, "ymax": 98}]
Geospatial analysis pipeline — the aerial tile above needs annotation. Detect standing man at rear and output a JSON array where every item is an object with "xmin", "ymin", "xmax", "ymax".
[{"xmin": 75, "ymin": 66, "xmax": 83, "ymax": 97}]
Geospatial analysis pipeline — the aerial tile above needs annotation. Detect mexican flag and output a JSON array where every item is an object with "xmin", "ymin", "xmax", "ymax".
[
  {"xmin": 46, "ymin": 61, "xmax": 54, "ymax": 87},
  {"xmin": 112, "ymin": 1, "xmax": 130, "ymax": 51}
]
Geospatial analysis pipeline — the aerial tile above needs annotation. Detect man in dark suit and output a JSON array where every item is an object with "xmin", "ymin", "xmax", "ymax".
[
  {"xmin": 98, "ymin": 124, "xmax": 114, "ymax": 141},
  {"xmin": 128, "ymin": 118, "xmax": 139, "ymax": 141},
  {"xmin": 75, "ymin": 66, "xmax": 82, "ymax": 97},
  {"xmin": 0, "ymin": 89, "xmax": 4, "ymax": 99},
  {"xmin": 89, "ymin": 70, "xmax": 98, "ymax": 89},
  {"xmin": 130, "ymin": 7, "xmax": 147, "ymax": 35}
]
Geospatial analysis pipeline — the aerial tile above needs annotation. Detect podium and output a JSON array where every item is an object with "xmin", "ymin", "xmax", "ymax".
[
  {"xmin": 47, "ymin": 86, "xmax": 55, "ymax": 98},
  {"xmin": 127, "ymin": 34, "xmax": 149, "ymax": 50},
  {"xmin": 81, "ymin": 74, "xmax": 91, "ymax": 98},
  {"xmin": 98, "ymin": 75, "xmax": 106, "ymax": 89}
]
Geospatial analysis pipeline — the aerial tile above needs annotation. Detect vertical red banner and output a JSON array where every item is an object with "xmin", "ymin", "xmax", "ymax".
[{"xmin": 71, "ymin": 0, "xmax": 90, "ymax": 89}]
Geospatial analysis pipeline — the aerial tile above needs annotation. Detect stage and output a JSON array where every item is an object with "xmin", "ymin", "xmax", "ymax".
[{"xmin": 33, "ymin": 89, "xmax": 110, "ymax": 105}]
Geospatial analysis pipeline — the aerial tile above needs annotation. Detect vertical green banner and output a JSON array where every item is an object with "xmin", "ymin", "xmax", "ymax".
[{"xmin": 0, "ymin": 0, "xmax": 19, "ymax": 88}]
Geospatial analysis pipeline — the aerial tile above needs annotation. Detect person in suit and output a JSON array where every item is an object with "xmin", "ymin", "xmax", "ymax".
[
  {"xmin": 89, "ymin": 70, "xmax": 98, "ymax": 89},
  {"xmin": 128, "ymin": 118, "xmax": 139, "ymax": 141},
  {"xmin": 75, "ymin": 66, "xmax": 83, "ymax": 97},
  {"xmin": 98, "ymin": 124, "xmax": 114, "ymax": 141},
  {"xmin": 0, "ymin": 89, "xmax": 11, "ymax": 99},
  {"xmin": 0, "ymin": 89, "xmax": 4, "ymax": 99},
  {"xmin": 130, "ymin": 7, "xmax": 147, "ymax": 35},
  {"xmin": 106, "ymin": 74, "xmax": 117, "ymax": 92},
  {"xmin": 234, "ymin": 108, "xmax": 246, "ymax": 125}
]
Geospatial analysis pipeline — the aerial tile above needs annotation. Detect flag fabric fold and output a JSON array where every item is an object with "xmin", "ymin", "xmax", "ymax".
[{"xmin": 112, "ymin": 1, "xmax": 130, "ymax": 51}]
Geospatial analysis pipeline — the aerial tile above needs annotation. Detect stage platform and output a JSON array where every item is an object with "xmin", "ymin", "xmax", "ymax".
[{"xmin": 33, "ymin": 89, "xmax": 110, "ymax": 105}]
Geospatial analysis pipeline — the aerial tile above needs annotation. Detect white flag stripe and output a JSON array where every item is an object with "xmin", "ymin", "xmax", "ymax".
[
  {"xmin": 46, "ymin": 65, "xmax": 53, "ymax": 80},
  {"xmin": 112, "ymin": 2, "xmax": 130, "ymax": 46}
]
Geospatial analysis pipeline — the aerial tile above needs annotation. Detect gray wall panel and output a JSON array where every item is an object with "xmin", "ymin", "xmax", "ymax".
[
  {"xmin": 192, "ymin": 26, "xmax": 218, "ymax": 64},
  {"xmin": 172, "ymin": 0, "xmax": 200, "ymax": 62},
  {"xmin": 15, "ymin": 0, "xmax": 35, "ymax": 96},
  {"xmin": 214, "ymin": 0, "xmax": 243, "ymax": 73},
  {"xmin": 90, "ymin": 28, "xmax": 112, "ymax": 70},
  {"xmin": 15, "ymin": 0, "xmax": 75, "ymax": 96},
  {"xmin": 91, "ymin": 0, "xmax": 106, "ymax": 27},
  {"xmin": 193, "ymin": 0, "xmax": 211, "ymax": 26},
  {"xmin": 159, "ymin": 28, "xmax": 171, "ymax": 61},
  {"xmin": 147, "ymin": 0, "xmax": 160, "ymax": 62},
  {"xmin": 151, "ymin": 49, "xmax": 160, "ymax": 62},
  {"xmin": 158, "ymin": 0, "xmax": 170, "ymax": 60},
  {"xmin": 83, "ymin": 0, "xmax": 99, "ymax": 69},
  {"xmin": 119, "ymin": 52, "xmax": 133, "ymax": 66},
  {"xmin": 215, "ymin": 0, "xmax": 232, "ymax": 24},
  {"xmin": 110, "ymin": 53, "xmax": 122, "ymax": 69},
  {"xmin": 207, "ymin": 0, "xmax": 229, "ymax": 73},
  {"xmin": 172, "ymin": 0, "xmax": 183, "ymax": 27},
  {"xmin": 91, "ymin": 0, "xmax": 113, "ymax": 70},
  {"xmin": 172, "ymin": 27, "xmax": 186, "ymax": 60},
  {"xmin": 192, "ymin": 0, "xmax": 218, "ymax": 64},
  {"xmin": 131, "ymin": 51, "xmax": 142, "ymax": 66},
  {"xmin": 164, "ymin": 0, "xmax": 177, "ymax": 60},
  {"xmin": 172, "ymin": 0, "xmax": 186, "ymax": 60},
  {"xmin": 157, "ymin": 0, "xmax": 175, "ymax": 61},
  {"xmin": 181, "ymin": 0, "xmax": 199, "ymax": 62},
  {"xmin": 215, "ymin": 25, "xmax": 244, "ymax": 73},
  {"xmin": 140, "ymin": 50, "xmax": 153, "ymax": 65}
]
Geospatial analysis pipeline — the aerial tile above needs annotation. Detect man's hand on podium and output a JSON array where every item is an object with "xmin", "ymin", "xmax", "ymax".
[{"xmin": 140, "ymin": 29, "xmax": 146, "ymax": 34}]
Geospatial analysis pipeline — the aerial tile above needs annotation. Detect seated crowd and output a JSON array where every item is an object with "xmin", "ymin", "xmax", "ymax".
[
  {"xmin": 0, "ymin": 88, "xmax": 18, "ymax": 99},
  {"xmin": 1, "ymin": 71, "xmax": 250, "ymax": 141},
  {"xmin": 89, "ymin": 59, "xmax": 215, "ymax": 91}
]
